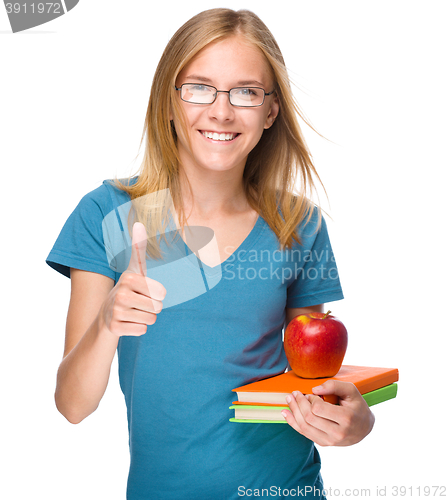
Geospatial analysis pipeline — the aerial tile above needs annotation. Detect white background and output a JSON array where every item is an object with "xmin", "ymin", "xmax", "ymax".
[{"xmin": 1, "ymin": 1, "xmax": 447, "ymax": 498}]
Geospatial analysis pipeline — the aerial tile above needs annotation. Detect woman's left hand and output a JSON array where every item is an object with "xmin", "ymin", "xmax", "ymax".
[{"xmin": 282, "ymin": 380, "xmax": 375, "ymax": 446}]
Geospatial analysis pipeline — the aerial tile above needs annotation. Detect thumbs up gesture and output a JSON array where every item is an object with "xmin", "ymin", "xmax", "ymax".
[{"xmin": 99, "ymin": 222, "xmax": 167, "ymax": 337}]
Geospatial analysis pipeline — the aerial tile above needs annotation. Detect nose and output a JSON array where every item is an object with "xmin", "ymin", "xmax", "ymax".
[{"xmin": 208, "ymin": 91, "xmax": 235, "ymax": 122}]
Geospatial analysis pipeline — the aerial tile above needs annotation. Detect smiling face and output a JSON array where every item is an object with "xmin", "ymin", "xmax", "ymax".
[{"xmin": 172, "ymin": 36, "xmax": 279, "ymax": 179}]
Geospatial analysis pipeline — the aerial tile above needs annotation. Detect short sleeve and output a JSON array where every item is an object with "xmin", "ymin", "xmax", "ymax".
[
  {"xmin": 46, "ymin": 183, "xmax": 117, "ymax": 281},
  {"xmin": 286, "ymin": 210, "xmax": 344, "ymax": 308}
]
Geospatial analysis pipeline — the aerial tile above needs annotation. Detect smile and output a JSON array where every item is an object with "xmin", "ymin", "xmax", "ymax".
[{"xmin": 200, "ymin": 130, "xmax": 240, "ymax": 141}]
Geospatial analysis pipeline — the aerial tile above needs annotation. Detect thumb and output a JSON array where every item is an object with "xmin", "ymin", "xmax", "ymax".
[
  {"xmin": 311, "ymin": 380, "xmax": 359, "ymax": 400},
  {"xmin": 127, "ymin": 222, "xmax": 148, "ymax": 276}
]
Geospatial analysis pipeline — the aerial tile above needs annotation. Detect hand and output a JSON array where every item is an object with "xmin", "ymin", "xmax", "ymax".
[
  {"xmin": 99, "ymin": 222, "xmax": 167, "ymax": 337},
  {"xmin": 281, "ymin": 380, "xmax": 375, "ymax": 446}
]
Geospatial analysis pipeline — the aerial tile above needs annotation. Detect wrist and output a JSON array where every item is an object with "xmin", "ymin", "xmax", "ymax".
[{"xmin": 96, "ymin": 306, "xmax": 120, "ymax": 347}]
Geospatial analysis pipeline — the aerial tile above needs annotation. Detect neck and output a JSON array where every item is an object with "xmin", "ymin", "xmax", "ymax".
[{"xmin": 178, "ymin": 165, "xmax": 250, "ymax": 220}]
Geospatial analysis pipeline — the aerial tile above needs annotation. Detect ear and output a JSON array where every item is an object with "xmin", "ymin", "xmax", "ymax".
[{"xmin": 264, "ymin": 96, "xmax": 279, "ymax": 130}]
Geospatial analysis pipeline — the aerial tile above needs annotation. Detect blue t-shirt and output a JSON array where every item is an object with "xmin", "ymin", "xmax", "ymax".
[{"xmin": 47, "ymin": 179, "xmax": 344, "ymax": 500}]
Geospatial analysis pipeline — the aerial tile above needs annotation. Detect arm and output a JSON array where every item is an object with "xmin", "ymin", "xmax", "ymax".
[
  {"xmin": 285, "ymin": 304, "xmax": 324, "ymax": 328},
  {"xmin": 54, "ymin": 223, "xmax": 166, "ymax": 425},
  {"xmin": 54, "ymin": 269, "xmax": 118, "ymax": 424}
]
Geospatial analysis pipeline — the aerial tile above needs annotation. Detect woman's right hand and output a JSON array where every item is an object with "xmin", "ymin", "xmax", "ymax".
[{"xmin": 99, "ymin": 222, "xmax": 167, "ymax": 337}]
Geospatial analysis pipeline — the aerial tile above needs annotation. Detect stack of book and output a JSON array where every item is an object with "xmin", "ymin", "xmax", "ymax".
[{"xmin": 229, "ymin": 365, "xmax": 399, "ymax": 423}]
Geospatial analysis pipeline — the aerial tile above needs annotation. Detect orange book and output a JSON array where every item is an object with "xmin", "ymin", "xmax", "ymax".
[{"xmin": 232, "ymin": 365, "xmax": 399, "ymax": 406}]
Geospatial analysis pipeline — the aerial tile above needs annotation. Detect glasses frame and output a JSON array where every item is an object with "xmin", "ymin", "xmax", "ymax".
[{"xmin": 174, "ymin": 83, "xmax": 275, "ymax": 108}]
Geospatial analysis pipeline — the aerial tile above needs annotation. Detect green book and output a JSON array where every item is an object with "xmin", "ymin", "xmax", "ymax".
[
  {"xmin": 229, "ymin": 383, "xmax": 398, "ymax": 423},
  {"xmin": 362, "ymin": 382, "xmax": 398, "ymax": 407}
]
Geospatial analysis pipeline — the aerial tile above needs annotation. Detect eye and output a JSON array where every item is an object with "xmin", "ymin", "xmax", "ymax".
[
  {"xmin": 190, "ymin": 84, "xmax": 213, "ymax": 93},
  {"xmin": 235, "ymin": 88, "xmax": 259, "ymax": 96}
]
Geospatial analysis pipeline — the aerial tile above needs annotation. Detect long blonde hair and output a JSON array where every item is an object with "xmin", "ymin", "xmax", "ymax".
[{"xmin": 113, "ymin": 8, "xmax": 328, "ymax": 259}]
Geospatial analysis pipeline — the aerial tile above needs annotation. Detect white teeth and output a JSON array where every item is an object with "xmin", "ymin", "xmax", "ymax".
[{"xmin": 202, "ymin": 131, "xmax": 235, "ymax": 141}]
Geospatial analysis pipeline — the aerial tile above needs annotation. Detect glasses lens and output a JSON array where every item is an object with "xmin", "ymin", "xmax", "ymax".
[
  {"xmin": 230, "ymin": 87, "xmax": 264, "ymax": 107},
  {"xmin": 181, "ymin": 84, "xmax": 215, "ymax": 104}
]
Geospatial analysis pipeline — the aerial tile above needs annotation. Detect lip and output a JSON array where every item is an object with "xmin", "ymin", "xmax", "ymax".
[
  {"xmin": 199, "ymin": 130, "xmax": 240, "ymax": 143},
  {"xmin": 199, "ymin": 130, "xmax": 240, "ymax": 135}
]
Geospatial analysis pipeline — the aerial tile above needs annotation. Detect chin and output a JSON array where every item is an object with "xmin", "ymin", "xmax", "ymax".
[
  {"xmin": 205, "ymin": 162, "xmax": 241, "ymax": 173},
  {"xmin": 193, "ymin": 155, "xmax": 241, "ymax": 172},
  {"xmin": 179, "ymin": 143, "xmax": 246, "ymax": 174}
]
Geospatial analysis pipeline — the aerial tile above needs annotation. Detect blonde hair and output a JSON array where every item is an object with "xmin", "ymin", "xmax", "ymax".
[{"xmin": 113, "ymin": 8, "xmax": 328, "ymax": 259}]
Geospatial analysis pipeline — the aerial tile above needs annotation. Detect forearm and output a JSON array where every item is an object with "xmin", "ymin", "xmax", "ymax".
[{"xmin": 54, "ymin": 314, "xmax": 119, "ymax": 424}]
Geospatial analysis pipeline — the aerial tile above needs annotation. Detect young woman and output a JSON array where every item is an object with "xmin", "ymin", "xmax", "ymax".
[{"xmin": 47, "ymin": 8, "xmax": 374, "ymax": 499}]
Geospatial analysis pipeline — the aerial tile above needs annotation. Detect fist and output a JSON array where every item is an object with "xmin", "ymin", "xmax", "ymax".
[{"xmin": 99, "ymin": 222, "xmax": 167, "ymax": 337}]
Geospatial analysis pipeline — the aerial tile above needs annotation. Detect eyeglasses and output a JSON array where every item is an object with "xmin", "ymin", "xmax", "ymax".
[{"xmin": 174, "ymin": 83, "xmax": 275, "ymax": 107}]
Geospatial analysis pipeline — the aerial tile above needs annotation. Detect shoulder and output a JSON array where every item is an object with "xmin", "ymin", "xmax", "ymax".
[
  {"xmin": 279, "ymin": 194, "xmax": 325, "ymax": 237},
  {"xmin": 296, "ymin": 204, "xmax": 328, "ymax": 242},
  {"xmin": 76, "ymin": 177, "xmax": 137, "ymax": 216},
  {"xmin": 275, "ymin": 190, "xmax": 323, "ymax": 228},
  {"xmin": 297, "ymin": 203, "xmax": 324, "ymax": 234}
]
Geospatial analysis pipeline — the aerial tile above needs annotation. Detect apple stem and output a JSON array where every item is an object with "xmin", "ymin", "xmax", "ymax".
[{"xmin": 322, "ymin": 310, "xmax": 331, "ymax": 320}]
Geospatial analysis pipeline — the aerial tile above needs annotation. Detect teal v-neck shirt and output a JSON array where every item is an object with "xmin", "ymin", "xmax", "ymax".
[{"xmin": 47, "ymin": 179, "xmax": 344, "ymax": 499}]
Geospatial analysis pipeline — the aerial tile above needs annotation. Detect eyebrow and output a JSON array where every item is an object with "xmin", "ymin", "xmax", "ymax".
[{"xmin": 184, "ymin": 75, "xmax": 266, "ymax": 88}]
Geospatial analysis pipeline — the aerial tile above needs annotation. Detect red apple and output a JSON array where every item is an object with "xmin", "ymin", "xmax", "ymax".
[{"xmin": 284, "ymin": 310, "xmax": 348, "ymax": 378}]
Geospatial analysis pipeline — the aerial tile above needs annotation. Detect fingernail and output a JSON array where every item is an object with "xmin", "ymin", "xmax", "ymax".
[
  {"xmin": 285, "ymin": 395, "xmax": 291, "ymax": 403},
  {"xmin": 281, "ymin": 410, "xmax": 288, "ymax": 418},
  {"xmin": 292, "ymin": 390, "xmax": 300, "ymax": 397}
]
